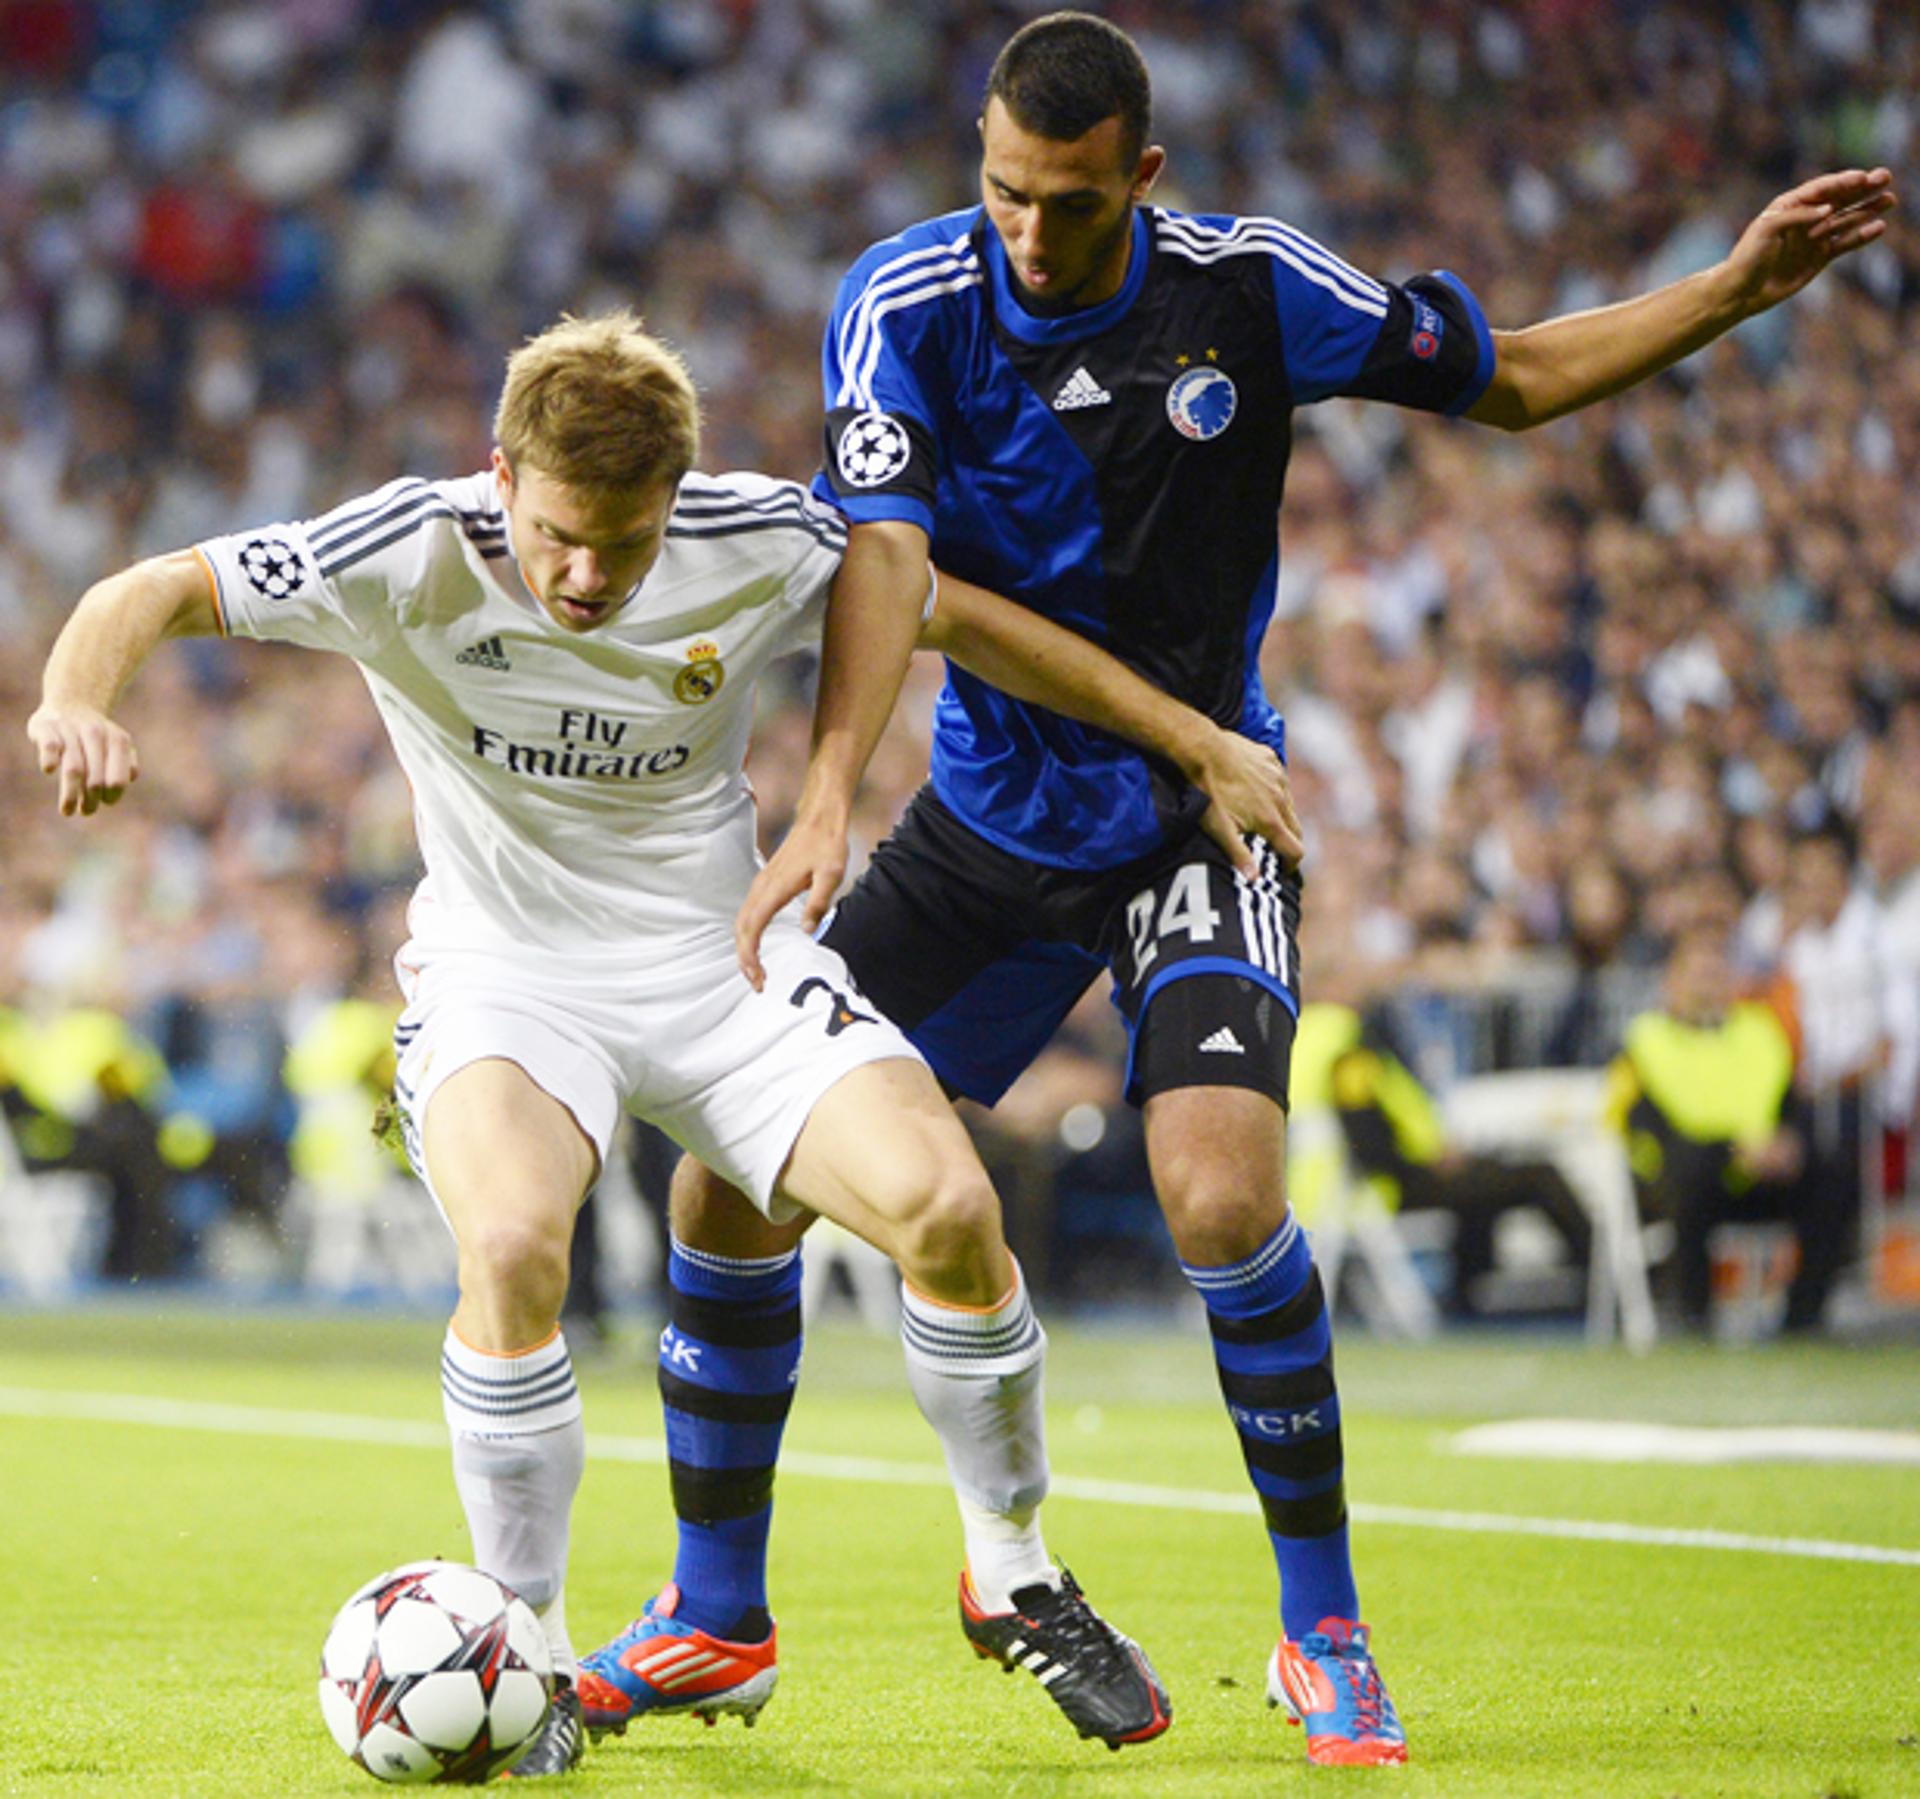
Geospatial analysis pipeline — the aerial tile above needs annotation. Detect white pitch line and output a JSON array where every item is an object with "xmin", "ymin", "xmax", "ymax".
[
  {"xmin": 0, "ymin": 1385, "xmax": 450, "ymax": 1448},
  {"xmin": 4, "ymin": 1386, "xmax": 1918, "ymax": 1569},
  {"xmin": 1452, "ymin": 1417, "xmax": 1920, "ymax": 1467},
  {"xmin": 1348, "ymin": 1503, "xmax": 1920, "ymax": 1568}
]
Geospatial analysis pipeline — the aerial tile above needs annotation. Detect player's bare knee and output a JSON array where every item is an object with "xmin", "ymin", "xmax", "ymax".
[
  {"xmin": 667, "ymin": 1151, "xmax": 720, "ymax": 1234},
  {"xmin": 1155, "ymin": 1159, "xmax": 1285, "ymax": 1265},
  {"xmin": 672, "ymin": 1157, "xmax": 808, "ymax": 1259},
  {"xmin": 892, "ymin": 1164, "xmax": 1004, "ymax": 1298},
  {"xmin": 458, "ymin": 1216, "xmax": 570, "ymax": 1323}
]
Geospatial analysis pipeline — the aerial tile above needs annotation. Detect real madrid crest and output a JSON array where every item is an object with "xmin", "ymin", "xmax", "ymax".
[
  {"xmin": 673, "ymin": 640, "xmax": 725, "ymax": 705},
  {"xmin": 1166, "ymin": 358, "xmax": 1237, "ymax": 442}
]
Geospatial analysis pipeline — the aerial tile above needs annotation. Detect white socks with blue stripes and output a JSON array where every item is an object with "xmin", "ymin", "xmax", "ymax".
[
  {"xmin": 441, "ymin": 1325, "xmax": 585, "ymax": 1676},
  {"xmin": 899, "ymin": 1263, "xmax": 1056, "ymax": 1610}
]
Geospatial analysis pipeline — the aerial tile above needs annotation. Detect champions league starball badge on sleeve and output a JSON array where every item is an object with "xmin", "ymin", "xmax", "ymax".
[
  {"xmin": 835, "ymin": 412, "xmax": 913, "ymax": 487},
  {"xmin": 239, "ymin": 536, "xmax": 304, "ymax": 601}
]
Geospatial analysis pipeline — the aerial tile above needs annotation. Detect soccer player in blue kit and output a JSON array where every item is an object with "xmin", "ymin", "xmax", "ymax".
[{"xmin": 583, "ymin": 11, "xmax": 1896, "ymax": 1768}]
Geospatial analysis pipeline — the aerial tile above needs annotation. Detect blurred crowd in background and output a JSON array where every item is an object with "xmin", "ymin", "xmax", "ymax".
[{"xmin": 2, "ymin": 0, "xmax": 1918, "ymax": 1331}]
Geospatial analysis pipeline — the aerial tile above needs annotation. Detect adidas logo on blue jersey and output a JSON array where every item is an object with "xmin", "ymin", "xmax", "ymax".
[
  {"xmin": 1051, "ymin": 366, "xmax": 1112, "ymax": 411},
  {"xmin": 456, "ymin": 635, "xmax": 511, "ymax": 671}
]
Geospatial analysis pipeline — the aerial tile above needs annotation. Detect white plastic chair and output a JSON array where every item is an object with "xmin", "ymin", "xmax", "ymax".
[
  {"xmin": 1287, "ymin": 1106, "xmax": 1441, "ymax": 1340},
  {"xmin": 1441, "ymin": 1068, "xmax": 1659, "ymax": 1352}
]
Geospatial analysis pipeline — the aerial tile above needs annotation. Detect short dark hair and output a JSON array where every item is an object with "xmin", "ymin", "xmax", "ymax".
[
  {"xmin": 1791, "ymin": 818, "xmax": 1857, "ymax": 865},
  {"xmin": 985, "ymin": 11, "xmax": 1151, "ymax": 168}
]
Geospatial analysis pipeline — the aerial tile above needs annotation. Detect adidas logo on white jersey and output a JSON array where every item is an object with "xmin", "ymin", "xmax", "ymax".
[
  {"xmin": 1051, "ymin": 366, "xmax": 1112, "ymax": 411},
  {"xmin": 456, "ymin": 634, "xmax": 511, "ymax": 671},
  {"xmin": 1199, "ymin": 1026, "xmax": 1246, "ymax": 1054}
]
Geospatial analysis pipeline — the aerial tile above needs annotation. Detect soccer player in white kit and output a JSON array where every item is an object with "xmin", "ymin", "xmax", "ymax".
[{"xmin": 29, "ymin": 312, "xmax": 1296, "ymax": 1774}]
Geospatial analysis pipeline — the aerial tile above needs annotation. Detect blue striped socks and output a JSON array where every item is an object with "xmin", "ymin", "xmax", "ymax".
[
  {"xmin": 658, "ymin": 1239, "xmax": 803, "ymax": 1640},
  {"xmin": 1181, "ymin": 1215, "xmax": 1359, "ymax": 1639}
]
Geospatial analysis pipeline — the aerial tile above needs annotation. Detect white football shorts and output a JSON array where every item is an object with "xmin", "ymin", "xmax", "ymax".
[{"xmin": 389, "ymin": 914, "xmax": 922, "ymax": 1222}]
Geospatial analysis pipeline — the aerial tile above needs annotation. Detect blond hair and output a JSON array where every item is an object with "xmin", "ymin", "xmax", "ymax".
[{"xmin": 494, "ymin": 311, "xmax": 701, "ymax": 496}]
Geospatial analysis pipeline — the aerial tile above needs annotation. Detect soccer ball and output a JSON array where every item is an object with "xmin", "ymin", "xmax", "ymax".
[{"xmin": 318, "ymin": 1560, "xmax": 553, "ymax": 1783}]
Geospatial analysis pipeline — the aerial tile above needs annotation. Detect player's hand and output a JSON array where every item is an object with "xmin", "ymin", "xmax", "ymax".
[
  {"xmin": 1726, "ymin": 167, "xmax": 1896, "ymax": 314},
  {"xmin": 1189, "ymin": 726, "xmax": 1303, "ymax": 877},
  {"xmin": 26, "ymin": 701, "xmax": 140, "ymax": 817},
  {"xmin": 734, "ymin": 811, "xmax": 849, "ymax": 991}
]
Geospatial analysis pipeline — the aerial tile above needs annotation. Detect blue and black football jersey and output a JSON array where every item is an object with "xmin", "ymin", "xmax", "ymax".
[{"xmin": 815, "ymin": 203, "xmax": 1494, "ymax": 871}]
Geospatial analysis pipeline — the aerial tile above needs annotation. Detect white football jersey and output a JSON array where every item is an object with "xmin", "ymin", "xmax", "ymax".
[{"xmin": 197, "ymin": 469, "xmax": 846, "ymax": 953}]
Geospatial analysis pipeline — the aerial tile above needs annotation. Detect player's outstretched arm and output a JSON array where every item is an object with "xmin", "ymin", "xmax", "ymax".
[
  {"xmin": 27, "ymin": 548, "xmax": 221, "ymax": 817},
  {"xmin": 734, "ymin": 518, "xmax": 930, "ymax": 989},
  {"xmin": 923, "ymin": 570, "xmax": 1302, "ymax": 875},
  {"xmin": 1468, "ymin": 166, "xmax": 1896, "ymax": 431}
]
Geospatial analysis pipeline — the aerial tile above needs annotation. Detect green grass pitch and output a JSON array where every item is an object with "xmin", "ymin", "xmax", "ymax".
[{"xmin": 2, "ymin": 1305, "xmax": 1917, "ymax": 1796}]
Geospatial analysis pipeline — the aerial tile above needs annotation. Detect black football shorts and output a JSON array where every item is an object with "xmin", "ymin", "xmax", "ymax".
[{"xmin": 822, "ymin": 786, "xmax": 1300, "ymax": 1109}]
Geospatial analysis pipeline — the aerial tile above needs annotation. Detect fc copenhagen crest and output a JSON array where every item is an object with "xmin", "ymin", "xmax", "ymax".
[
  {"xmin": 836, "ymin": 411, "xmax": 912, "ymax": 488},
  {"xmin": 673, "ymin": 640, "xmax": 725, "ymax": 705},
  {"xmin": 1166, "ymin": 366, "xmax": 1237, "ymax": 441}
]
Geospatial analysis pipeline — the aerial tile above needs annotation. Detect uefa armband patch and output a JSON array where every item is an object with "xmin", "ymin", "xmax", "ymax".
[{"xmin": 1409, "ymin": 297, "xmax": 1445, "ymax": 361}]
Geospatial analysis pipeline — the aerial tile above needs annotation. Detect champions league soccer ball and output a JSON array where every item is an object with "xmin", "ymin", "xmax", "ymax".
[{"xmin": 318, "ymin": 1561, "xmax": 553, "ymax": 1783}]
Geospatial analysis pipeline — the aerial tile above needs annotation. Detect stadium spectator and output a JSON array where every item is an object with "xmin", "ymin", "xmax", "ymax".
[
  {"xmin": 1323, "ymin": 1003, "xmax": 1593, "ymax": 1320},
  {"xmin": 1865, "ymin": 765, "xmax": 1920, "ymax": 1120},
  {"xmin": 1765, "ymin": 824, "xmax": 1918, "ymax": 1325},
  {"xmin": 1541, "ymin": 855, "xmax": 1658, "ymax": 1068},
  {"xmin": 1609, "ymin": 929, "xmax": 1810, "ymax": 1334},
  {"xmin": 0, "ymin": 985, "xmax": 182, "ymax": 1278}
]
